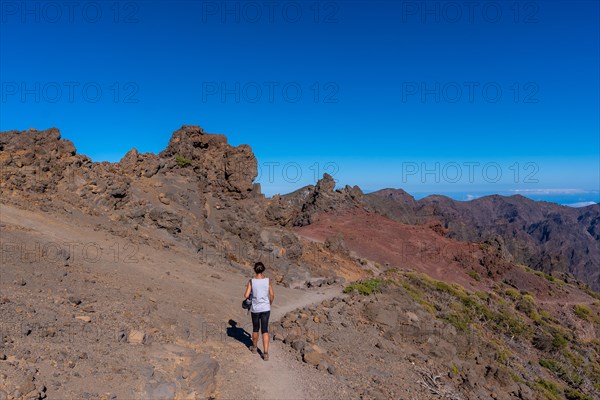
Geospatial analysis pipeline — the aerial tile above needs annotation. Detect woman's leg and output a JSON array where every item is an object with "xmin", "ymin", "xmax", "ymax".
[
  {"xmin": 251, "ymin": 312, "xmax": 260, "ymax": 348},
  {"xmin": 261, "ymin": 311, "xmax": 270, "ymax": 354}
]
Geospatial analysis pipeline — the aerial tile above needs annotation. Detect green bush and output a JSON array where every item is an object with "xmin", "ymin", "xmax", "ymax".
[
  {"xmin": 175, "ymin": 154, "xmax": 192, "ymax": 167},
  {"xmin": 343, "ymin": 278, "xmax": 385, "ymax": 295},
  {"xmin": 495, "ymin": 349, "xmax": 511, "ymax": 366},
  {"xmin": 539, "ymin": 358, "xmax": 563, "ymax": 374},
  {"xmin": 552, "ymin": 334, "xmax": 568, "ymax": 350},
  {"xmin": 505, "ymin": 288, "xmax": 521, "ymax": 300},
  {"xmin": 535, "ymin": 379, "xmax": 561, "ymax": 400},
  {"xmin": 401, "ymin": 282, "xmax": 436, "ymax": 314},
  {"xmin": 467, "ymin": 270, "xmax": 481, "ymax": 281},
  {"xmin": 529, "ymin": 309, "xmax": 542, "ymax": 322},
  {"xmin": 573, "ymin": 304, "xmax": 594, "ymax": 322},
  {"xmin": 540, "ymin": 357, "xmax": 583, "ymax": 387},
  {"xmin": 443, "ymin": 312, "xmax": 471, "ymax": 332},
  {"xmin": 488, "ymin": 305, "xmax": 531, "ymax": 338},
  {"xmin": 564, "ymin": 388, "xmax": 592, "ymax": 400},
  {"xmin": 516, "ymin": 296, "xmax": 535, "ymax": 315},
  {"xmin": 587, "ymin": 361, "xmax": 600, "ymax": 391},
  {"xmin": 563, "ymin": 350, "xmax": 584, "ymax": 369}
]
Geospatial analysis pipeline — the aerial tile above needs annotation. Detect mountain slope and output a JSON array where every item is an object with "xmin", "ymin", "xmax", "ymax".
[{"xmin": 366, "ymin": 189, "xmax": 600, "ymax": 290}]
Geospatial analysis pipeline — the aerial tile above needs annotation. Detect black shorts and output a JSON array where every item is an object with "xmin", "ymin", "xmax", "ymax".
[{"xmin": 251, "ymin": 311, "xmax": 270, "ymax": 334}]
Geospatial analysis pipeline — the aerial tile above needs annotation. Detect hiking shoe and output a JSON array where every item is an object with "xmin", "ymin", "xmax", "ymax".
[
  {"xmin": 263, "ymin": 353, "xmax": 269, "ymax": 361},
  {"xmin": 249, "ymin": 345, "xmax": 257, "ymax": 353}
]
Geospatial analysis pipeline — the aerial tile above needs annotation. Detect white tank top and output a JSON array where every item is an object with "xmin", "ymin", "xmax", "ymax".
[{"xmin": 251, "ymin": 278, "xmax": 271, "ymax": 313}]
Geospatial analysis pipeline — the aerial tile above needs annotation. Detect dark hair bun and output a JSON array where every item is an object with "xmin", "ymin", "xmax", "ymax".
[{"xmin": 254, "ymin": 262, "xmax": 265, "ymax": 274}]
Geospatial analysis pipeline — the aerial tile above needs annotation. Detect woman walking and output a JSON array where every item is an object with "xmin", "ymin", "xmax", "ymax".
[{"xmin": 244, "ymin": 262, "xmax": 275, "ymax": 360}]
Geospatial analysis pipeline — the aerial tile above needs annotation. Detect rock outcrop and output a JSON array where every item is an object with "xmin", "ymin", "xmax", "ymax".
[
  {"xmin": 266, "ymin": 173, "xmax": 365, "ymax": 227},
  {"xmin": 159, "ymin": 125, "xmax": 258, "ymax": 198}
]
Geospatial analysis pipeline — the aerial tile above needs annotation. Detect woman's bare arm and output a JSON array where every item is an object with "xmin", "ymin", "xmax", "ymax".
[
  {"xmin": 269, "ymin": 282, "xmax": 274, "ymax": 305},
  {"xmin": 244, "ymin": 280, "xmax": 251, "ymax": 299}
]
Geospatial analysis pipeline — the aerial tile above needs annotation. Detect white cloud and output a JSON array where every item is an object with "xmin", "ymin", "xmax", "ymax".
[
  {"xmin": 509, "ymin": 188, "xmax": 590, "ymax": 195},
  {"xmin": 565, "ymin": 201, "xmax": 598, "ymax": 208}
]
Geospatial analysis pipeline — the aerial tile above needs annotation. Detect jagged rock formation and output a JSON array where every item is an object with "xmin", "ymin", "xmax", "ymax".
[
  {"xmin": 158, "ymin": 125, "xmax": 258, "ymax": 198},
  {"xmin": 266, "ymin": 173, "xmax": 364, "ymax": 227}
]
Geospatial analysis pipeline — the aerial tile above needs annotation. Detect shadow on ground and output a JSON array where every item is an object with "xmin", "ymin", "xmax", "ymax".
[{"xmin": 226, "ymin": 319, "xmax": 253, "ymax": 347}]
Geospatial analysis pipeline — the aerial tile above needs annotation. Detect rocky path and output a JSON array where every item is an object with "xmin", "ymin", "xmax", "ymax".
[
  {"xmin": 211, "ymin": 285, "xmax": 351, "ymax": 400},
  {"xmin": 0, "ymin": 204, "xmax": 351, "ymax": 399}
]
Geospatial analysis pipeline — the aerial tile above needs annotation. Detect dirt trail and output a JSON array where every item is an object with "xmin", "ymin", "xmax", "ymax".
[
  {"xmin": 0, "ymin": 204, "xmax": 350, "ymax": 399},
  {"xmin": 211, "ymin": 285, "xmax": 348, "ymax": 400}
]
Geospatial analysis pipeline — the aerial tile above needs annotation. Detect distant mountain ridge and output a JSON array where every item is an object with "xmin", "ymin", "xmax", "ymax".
[{"xmin": 365, "ymin": 189, "xmax": 600, "ymax": 290}]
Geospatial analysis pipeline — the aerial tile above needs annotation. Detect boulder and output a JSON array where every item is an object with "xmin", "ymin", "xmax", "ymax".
[
  {"xmin": 147, "ymin": 208, "xmax": 182, "ymax": 234},
  {"xmin": 187, "ymin": 353, "xmax": 219, "ymax": 397},
  {"xmin": 303, "ymin": 350, "xmax": 322, "ymax": 366},
  {"xmin": 128, "ymin": 330, "xmax": 147, "ymax": 345}
]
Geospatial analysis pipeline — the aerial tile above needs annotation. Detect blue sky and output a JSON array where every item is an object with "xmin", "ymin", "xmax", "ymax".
[{"xmin": 1, "ymin": 1, "xmax": 598, "ymax": 204}]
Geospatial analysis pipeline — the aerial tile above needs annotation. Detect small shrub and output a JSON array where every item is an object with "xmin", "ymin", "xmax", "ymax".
[
  {"xmin": 505, "ymin": 288, "xmax": 521, "ymax": 301},
  {"xmin": 175, "ymin": 154, "xmax": 192, "ymax": 167},
  {"xmin": 540, "ymin": 310, "xmax": 554, "ymax": 322},
  {"xmin": 552, "ymin": 334, "xmax": 568, "ymax": 350},
  {"xmin": 451, "ymin": 364, "xmax": 459, "ymax": 375},
  {"xmin": 563, "ymin": 350, "xmax": 584, "ymax": 369},
  {"xmin": 467, "ymin": 270, "xmax": 481, "ymax": 281},
  {"xmin": 564, "ymin": 387, "xmax": 592, "ymax": 400},
  {"xmin": 475, "ymin": 291, "xmax": 489, "ymax": 300},
  {"xmin": 587, "ymin": 361, "xmax": 600, "ymax": 391},
  {"xmin": 539, "ymin": 358, "xmax": 563, "ymax": 374},
  {"xmin": 516, "ymin": 295, "xmax": 535, "ymax": 315},
  {"xmin": 522, "ymin": 294, "xmax": 535, "ymax": 302},
  {"xmin": 529, "ymin": 309, "xmax": 542, "ymax": 322},
  {"xmin": 443, "ymin": 312, "xmax": 470, "ymax": 332},
  {"xmin": 535, "ymin": 379, "xmax": 561, "ymax": 400},
  {"xmin": 532, "ymin": 331, "xmax": 554, "ymax": 351},
  {"xmin": 573, "ymin": 304, "xmax": 594, "ymax": 321},
  {"xmin": 494, "ymin": 306, "xmax": 531, "ymax": 338},
  {"xmin": 583, "ymin": 287, "xmax": 600, "ymax": 301},
  {"xmin": 401, "ymin": 282, "xmax": 436, "ymax": 314},
  {"xmin": 508, "ymin": 369, "xmax": 525, "ymax": 383},
  {"xmin": 496, "ymin": 350, "xmax": 511, "ymax": 366},
  {"xmin": 343, "ymin": 278, "xmax": 385, "ymax": 295}
]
